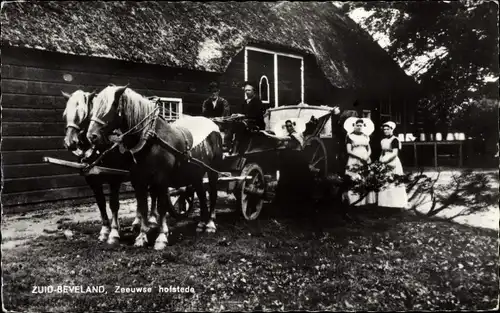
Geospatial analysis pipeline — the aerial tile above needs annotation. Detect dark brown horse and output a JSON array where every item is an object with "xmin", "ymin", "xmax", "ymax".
[
  {"xmin": 62, "ymin": 89, "xmax": 158, "ymax": 244},
  {"xmin": 86, "ymin": 86, "xmax": 223, "ymax": 250}
]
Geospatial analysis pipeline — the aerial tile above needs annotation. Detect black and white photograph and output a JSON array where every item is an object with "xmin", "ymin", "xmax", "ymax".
[{"xmin": 1, "ymin": 1, "xmax": 498, "ymax": 312}]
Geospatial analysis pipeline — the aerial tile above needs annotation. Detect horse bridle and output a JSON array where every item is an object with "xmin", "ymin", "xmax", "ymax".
[
  {"xmin": 66, "ymin": 122, "xmax": 82, "ymax": 132},
  {"xmin": 90, "ymin": 116, "xmax": 109, "ymax": 128},
  {"xmin": 65, "ymin": 93, "xmax": 97, "ymax": 158},
  {"xmin": 89, "ymin": 93, "xmax": 125, "ymax": 133}
]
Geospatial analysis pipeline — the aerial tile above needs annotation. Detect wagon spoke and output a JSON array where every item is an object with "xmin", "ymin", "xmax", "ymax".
[
  {"xmin": 311, "ymin": 156, "xmax": 325, "ymax": 168},
  {"xmin": 311, "ymin": 145, "xmax": 320, "ymax": 162}
]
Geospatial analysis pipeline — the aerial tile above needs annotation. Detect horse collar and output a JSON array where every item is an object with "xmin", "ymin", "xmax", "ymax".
[{"xmin": 121, "ymin": 110, "xmax": 160, "ymax": 157}]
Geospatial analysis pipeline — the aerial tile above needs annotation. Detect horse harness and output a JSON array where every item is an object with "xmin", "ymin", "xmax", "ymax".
[{"xmin": 86, "ymin": 105, "xmax": 226, "ymax": 176}]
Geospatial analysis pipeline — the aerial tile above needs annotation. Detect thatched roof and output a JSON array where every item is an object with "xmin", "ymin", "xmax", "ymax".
[{"xmin": 1, "ymin": 1, "xmax": 417, "ymax": 92}]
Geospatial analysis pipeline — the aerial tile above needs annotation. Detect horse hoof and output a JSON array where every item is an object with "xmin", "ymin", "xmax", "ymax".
[
  {"xmin": 134, "ymin": 234, "xmax": 148, "ymax": 247},
  {"xmin": 154, "ymin": 242, "xmax": 167, "ymax": 250},
  {"xmin": 205, "ymin": 227, "xmax": 216, "ymax": 233},
  {"xmin": 98, "ymin": 227, "xmax": 110, "ymax": 242},
  {"xmin": 205, "ymin": 221, "xmax": 217, "ymax": 233},
  {"xmin": 196, "ymin": 222, "xmax": 206, "ymax": 233},
  {"xmin": 107, "ymin": 236, "xmax": 120, "ymax": 245},
  {"xmin": 154, "ymin": 233, "xmax": 168, "ymax": 250},
  {"xmin": 134, "ymin": 240, "xmax": 147, "ymax": 247}
]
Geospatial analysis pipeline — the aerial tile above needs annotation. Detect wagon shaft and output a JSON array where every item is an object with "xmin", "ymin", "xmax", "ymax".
[
  {"xmin": 168, "ymin": 187, "xmax": 188, "ymax": 197},
  {"xmin": 309, "ymin": 166, "xmax": 321, "ymax": 173}
]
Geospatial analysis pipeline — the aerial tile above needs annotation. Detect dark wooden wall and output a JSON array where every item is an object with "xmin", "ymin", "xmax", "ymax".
[
  {"xmin": 220, "ymin": 50, "xmax": 247, "ymax": 112},
  {"xmin": 1, "ymin": 46, "xmax": 226, "ymax": 209}
]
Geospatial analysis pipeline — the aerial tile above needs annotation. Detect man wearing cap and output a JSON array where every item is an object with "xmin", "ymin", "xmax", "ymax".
[
  {"xmin": 202, "ymin": 82, "xmax": 231, "ymax": 118},
  {"xmin": 202, "ymin": 82, "xmax": 232, "ymax": 151}
]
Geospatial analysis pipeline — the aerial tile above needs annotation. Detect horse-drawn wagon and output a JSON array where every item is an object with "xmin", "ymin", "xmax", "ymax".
[
  {"xmin": 169, "ymin": 103, "xmax": 339, "ymax": 220},
  {"xmin": 46, "ymin": 94, "xmax": 338, "ymax": 223}
]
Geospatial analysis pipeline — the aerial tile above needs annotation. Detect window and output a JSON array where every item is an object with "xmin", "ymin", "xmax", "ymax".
[
  {"xmin": 380, "ymin": 101, "xmax": 391, "ymax": 122},
  {"xmin": 259, "ymin": 75, "xmax": 270, "ymax": 104},
  {"xmin": 394, "ymin": 111, "xmax": 402, "ymax": 124},
  {"xmin": 154, "ymin": 97, "xmax": 183, "ymax": 122},
  {"xmin": 409, "ymin": 114, "xmax": 415, "ymax": 124},
  {"xmin": 362, "ymin": 110, "xmax": 371, "ymax": 119}
]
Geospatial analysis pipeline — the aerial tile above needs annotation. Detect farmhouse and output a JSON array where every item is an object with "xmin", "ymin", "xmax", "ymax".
[{"xmin": 0, "ymin": 1, "xmax": 419, "ymax": 209}]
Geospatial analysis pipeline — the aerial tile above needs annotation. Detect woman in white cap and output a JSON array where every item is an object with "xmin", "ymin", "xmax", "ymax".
[
  {"xmin": 343, "ymin": 117, "xmax": 376, "ymax": 206},
  {"xmin": 378, "ymin": 121, "xmax": 408, "ymax": 208}
]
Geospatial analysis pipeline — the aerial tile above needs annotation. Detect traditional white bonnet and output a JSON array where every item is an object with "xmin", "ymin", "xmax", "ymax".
[
  {"xmin": 343, "ymin": 117, "xmax": 374, "ymax": 136},
  {"xmin": 382, "ymin": 121, "xmax": 396, "ymax": 130}
]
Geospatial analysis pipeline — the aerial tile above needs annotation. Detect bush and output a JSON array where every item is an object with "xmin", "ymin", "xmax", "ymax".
[{"xmin": 345, "ymin": 162, "xmax": 409, "ymax": 196}]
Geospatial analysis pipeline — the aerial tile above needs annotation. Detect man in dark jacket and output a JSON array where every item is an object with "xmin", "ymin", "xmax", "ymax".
[
  {"xmin": 202, "ymin": 82, "xmax": 230, "ymax": 118},
  {"xmin": 201, "ymin": 82, "xmax": 232, "ymax": 151},
  {"xmin": 230, "ymin": 81, "xmax": 268, "ymax": 154},
  {"xmin": 242, "ymin": 81, "xmax": 266, "ymax": 130}
]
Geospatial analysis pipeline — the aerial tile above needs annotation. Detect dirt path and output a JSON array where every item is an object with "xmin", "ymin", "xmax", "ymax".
[
  {"xmin": 2, "ymin": 192, "xmax": 236, "ymax": 251},
  {"xmin": 2, "ymin": 199, "xmax": 139, "ymax": 250},
  {"xmin": 2, "ymin": 171, "xmax": 498, "ymax": 252}
]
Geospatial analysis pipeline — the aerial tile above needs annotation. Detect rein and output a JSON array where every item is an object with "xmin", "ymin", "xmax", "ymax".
[
  {"xmin": 86, "ymin": 97, "xmax": 227, "ymax": 177},
  {"xmin": 146, "ymin": 131, "xmax": 230, "ymax": 177},
  {"xmin": 83, "ymin": 106, "xmax": 160, "ymax": 172}
]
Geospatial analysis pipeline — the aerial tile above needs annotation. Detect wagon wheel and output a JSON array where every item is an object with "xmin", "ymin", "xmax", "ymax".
[
  {"xmin": 304, "ymin": 136, "xmax": 328, "ymax": 178},
  {"xmin": 169, "ymin": 188, "xmax": 195, "ymax": 219},
  {"xmin": 236, "ymin": 163, "xmax": 266, "ymax": 220}
]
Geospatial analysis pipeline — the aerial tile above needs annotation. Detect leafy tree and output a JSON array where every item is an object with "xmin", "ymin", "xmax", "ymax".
[{"xmin": 340, "ymin": 0, "xmax": 499, "ymax": 127}]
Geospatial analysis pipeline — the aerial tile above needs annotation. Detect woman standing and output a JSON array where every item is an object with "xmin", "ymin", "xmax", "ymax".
[
  {"xmin": 343, "ymin": 117, "xmax": 376, "ymax": 206},
  {"xmin": 377, "ymin": 121, "xmax": 408, "ymax": 208}
]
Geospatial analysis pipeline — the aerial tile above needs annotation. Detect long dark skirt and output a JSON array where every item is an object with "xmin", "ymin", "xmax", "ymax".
[{"xmin": 274, "ymin": 149, "xmax": 314, "ymax": 210}]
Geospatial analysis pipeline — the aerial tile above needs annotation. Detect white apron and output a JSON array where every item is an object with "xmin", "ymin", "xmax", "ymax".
[{"xmin": 377, "ymin": 136, "xmax": 408, "ymax": 208}]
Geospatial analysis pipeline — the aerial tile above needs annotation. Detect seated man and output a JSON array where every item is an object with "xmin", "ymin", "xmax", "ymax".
[
  {"xmin": 242, "ymin": 81, "xmax": 266, "ymax": 131},
  {"xmin": 201, "ymin": 81, "xmax": 232, "ymax": 151},
  {"xmin": 260, "ymin": 119, "xmax": 304, "ymax": 151},
  {"xmin": 229, "ymin": 81, "xmax": 267, "ymax": 154}
]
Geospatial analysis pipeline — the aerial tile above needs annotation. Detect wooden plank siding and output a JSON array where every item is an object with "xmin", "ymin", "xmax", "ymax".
[
  {"xmin": 2, "ymin": 150, "xmax": 77, "ymax": 166},
  {"xmin": 2, "ymin": 183, "xmax": 135, "ymax": 207},
  {"xmin": 219, "ymin": 50, "xmax": 246, "ymax": 113},
  {"xmin": 0, "ymin": 46, "xmax": 226, "ymax": 208}
]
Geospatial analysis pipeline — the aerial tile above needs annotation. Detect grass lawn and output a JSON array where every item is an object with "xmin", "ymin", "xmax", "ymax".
[{"xmin": 2, "ymin": 202, "xmax": 498, "ymax": 312}]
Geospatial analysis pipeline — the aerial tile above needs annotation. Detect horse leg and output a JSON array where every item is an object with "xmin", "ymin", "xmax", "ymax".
[
  {"xmin": 148, "ymin": 189, "xmax": 159, "ymax": 229},
  {"xmin": 107, "ymin": 181, "xmax": 121, "ymax": 245},
  {"xmin": 132, "ymin": 210, "xmax": 142, "ymax": 233},
  {"xmin": 154, "ymin": 186, "xmax": 171, "ymax": 250},
  {"xmin": 133, "ymin": 184, "xmax": 150, "ymax": 247},
  {"xmin": 86, "ymin": 177, "xmax": 110, "ymax": 242},
  {"xmin": 194, "ymin": 179, "xmax": 210, "ymax": 233},
  {"xmin": 206, "ymin": 171, "xmax": 218, "ymax": 233},
  {"xmin": 133, "ymin": 187, "xmax": 153, "ymax": 232}
]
